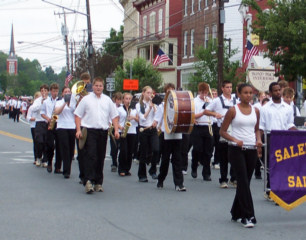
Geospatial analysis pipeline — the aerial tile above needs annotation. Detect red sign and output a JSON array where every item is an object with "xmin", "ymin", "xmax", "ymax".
[{"xmin": 123, "ymin": 79, "xmax": 139, "ymax": 90}]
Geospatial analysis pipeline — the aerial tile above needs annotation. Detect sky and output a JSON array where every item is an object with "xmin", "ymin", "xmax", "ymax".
[{"xmin": 0, "ymin": 0, "xmax": 124, "ymax": 73}]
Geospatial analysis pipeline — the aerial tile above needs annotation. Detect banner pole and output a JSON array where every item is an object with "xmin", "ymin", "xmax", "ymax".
[{"xmin": 264, "ymin": 131, "xmax": 268, "ymax": 193}]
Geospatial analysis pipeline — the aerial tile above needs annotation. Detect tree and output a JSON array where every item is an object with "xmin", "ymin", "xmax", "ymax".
[
  {"xmin": 0, "ymin": 74, "xmax": 8, "ymax": 93},
  {"xmin": 114, "ymin": 58, "xmax": 163, "ymax": 94},
  {"xmin": 189, "ymin": 39, "xmax": 244, "ymax": 93},
  {"xmin": 242, "ymin": 0, "xmax": 306, "ymax": 81}
]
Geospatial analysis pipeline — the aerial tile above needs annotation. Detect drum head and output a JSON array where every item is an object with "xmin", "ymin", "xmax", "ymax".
[
  {"xmin": 164, "ymin": 90, "xmax": 177, "ymax": 134},
  {"xmin": 79, "ymin": 128, "xmax": 87, "ymax": 150}
]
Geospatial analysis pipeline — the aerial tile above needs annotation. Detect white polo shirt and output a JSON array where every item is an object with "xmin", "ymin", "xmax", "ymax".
[
  {"xmin": 74, "ymin": 92, "xmax": 118, "ymax": 129},
  {"xmin": 259, "ymin": 100, "xmax": 295, "ymax": 132},
  {"xmin": 40, "ymin": 97, "xmax": 58, "ymax": 123},
  {"xmin": 194, "ymin": 95, "xmax": 212, "ymax": 126},
  {"xmin": 136, "ymin": 100, "xmax": 156, "ymax": 127},
  {"xmin": 26, "ymin": 105, "xmax": 37, "ymax": 128},
  {"xmin": 31, "ymin": 96, "xmax": 45, "ymax": 122},
  {"xmin": 206, "ymin": 94, "xmax": 237, "ymax": 127},
  {"xmin": 55, "ymin": 99, "xmax": 76, "ymax": 129}
]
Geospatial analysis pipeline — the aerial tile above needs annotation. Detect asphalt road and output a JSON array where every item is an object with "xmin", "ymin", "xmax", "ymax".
[{"xmin": 0, "ymin": 115, "xmax": 305, "ymax": 240}]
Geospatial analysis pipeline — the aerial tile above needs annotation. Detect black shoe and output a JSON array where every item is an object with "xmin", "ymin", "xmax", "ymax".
[
  {"xmin": 111, "ymin": 165, "xmax": 117, "ymax": 172},
  {"xmin": 203, "ymin": 176, "xmax": 212, "ymax": 181},
  {"xmin": 47, "ymin": 166, "xmax": 52, "ymax": 173},
  {"xmin": 255, "ymin": 175, "xmax": 262, "ymax": 179},
  {"xmin": 250, "ymin": 217, "xmax": 257, "ymax": 224},
  {"xmin": 150, "ymin": 173, "xmax": 158, "ymax": 180},
  {"xmin": 157, "ymin": 181, "xmax": 163, "ymax": 189},
  {"xmin": 54, "ymin": 169, "xmax": 63, "ymax": 174},
  {"xmin": 139, "ymin": 177, "xmax": 148, "ymax": 182},
  {"xmin": 125, "ymin": 172, "xmax": 132, "ymax": 176},
  {"xmin": 64, "ymin": 174, "xmax": 70, "ymax": 179},
  {"xmin": 191, "ymin": 171, "xmax": 197, "ymax": 178}
]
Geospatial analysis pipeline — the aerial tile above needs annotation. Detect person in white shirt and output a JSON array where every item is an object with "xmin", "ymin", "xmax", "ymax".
[
  {"xmin": 31, "ymin": 84, "xmax": 49, "ymax": 167},
  {"xmin": 21, "ymin": 100, "xmax": 28, "ymax": 118},
  {"xmin": 13, "ymin": 97, "xmax": 22, "ymax": 122},
  {"xmin": 191, "ymin": 82, "xmax": 214, "ymax": 181},
  {"xmin": 259, "ymin": 82, "xmax": 296, "ymax": 201},
  {"xmin": 154, "ymin": 83, "xmax": 186, "ymax": 191},
  {"xmin": 109, "ymin": 92, "xmax": 122, "ymax": 172},
  {"xmin": 26, "ymin": 92, "xmax": 41, "ymax": 165},
  {"xmin": 136, "ymin": 86, "xmax": 159, "ymax": 182},
  {"xmin": 117, "ymin": 92, "xmax": 138, "ymax": 176},
  {"xmin": 74, "ymin": 77, "xmax": 119, "ymax": 194},
  {"xmin": 282, "ymin": 87, "xmax": 300, "ymax": 117},
  {"xmin": 220, "ymin": 83, "xmax": 262, "ymax": 228},
  {"xmin": 210, "ymin": 88, "xmax": 220, "ymax": 170},
  {"xmin": 41, "ymin": 83, "xmax": 60, "ymax": 173},
  {"xmin": 54, "ymin": 86, "xmax": 75, "ymax": 178},
  {"xmin": 204, "ymin": 80, "xmax": 237, "ymax": 188}
]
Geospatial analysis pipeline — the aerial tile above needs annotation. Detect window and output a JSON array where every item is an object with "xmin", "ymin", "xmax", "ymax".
[
  {"xmin": 143, "ymin": 16, "xmax": 147, "ymax": 38},
  {"xmin": 204, "ymin": 0, "xmax": 208, "ymax": 8},
  {"xmin": 184, "ymin": 31, "xmax": 188, "ymax": 57},
  {"xmin": 149, "ymin": 12, "xmax": 156, "ymax": 34},
  {"xmin": 184, "ymin": 0, "xmax": 188, "ymax": 16},
  {"xmin": 198, "ymin": 0, "xmax": 202, "ymax": 11},
  {"xmin": 169, "ymin": 43, "xmax": 173, "ymax": 65},
  {"xmin": 190, "ymin": 29, "xmax": 194, "ymax": 56},
  {"xmin": 204, "ymin": 27, "xmax": 209, "ymax": 48},
  {"xmin": 191, "ymin": 0, "xmax": 195, "ymax": 14},
  {"xmin": 9, "ymin": 62, "xmax": 15, "ymax": 74},
  {"xmin": 158, "ymin": 9, "xmax": 163, "ymax": 33},
  {"xmin": 212, "ymin": 25, "xmax": 217, "ymax": 46}
]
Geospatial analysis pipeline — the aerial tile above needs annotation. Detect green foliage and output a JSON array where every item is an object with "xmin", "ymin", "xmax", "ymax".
[
  {"xmin": 0, "ymin": 74, "xmax": 8, "ymax": 93},
  {"xmin": 114, "ymin": 58, "xmax": 163, "ymax": 94},
  {"xmin": 190, "ymin": 39, "xmax": 244, "ymax": 93},
  {"xmin": 242, "ymin": 0, "xmax": 306, "ymax": 81}
]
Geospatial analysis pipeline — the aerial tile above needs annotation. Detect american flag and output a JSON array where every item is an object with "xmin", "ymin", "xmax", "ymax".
[
  {"xmin": 243, "ymin": 40, "xmax": 259, "ymax": 65},
  {"xmin": 153, "ymin": 48, "xmax": 171, "ymax": 66},
  {"xmin": 65, "ymin": 71, "xmax": 73, "ymax": 86}
]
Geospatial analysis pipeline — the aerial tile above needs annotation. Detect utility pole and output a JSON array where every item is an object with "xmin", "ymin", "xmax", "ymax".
[
  {"xmin": 86, "ymin": 0, "xmax": 95, "ymax": 80},
  {"xmin": 70, "ymin": 41, "xmax": 74, "ymax": 75},
  {"xmin": 217, "ymin": 0, "xmax": 225, "ymax": 95},
  {"xmin": 55, "ymin": 10, "xmax": 70, "ymax": 72}
]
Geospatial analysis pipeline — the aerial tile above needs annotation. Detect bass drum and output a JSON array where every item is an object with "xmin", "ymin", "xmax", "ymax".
[{"xmin": 164, "ymin": 90, "xmax": 195, "ymax": 134}]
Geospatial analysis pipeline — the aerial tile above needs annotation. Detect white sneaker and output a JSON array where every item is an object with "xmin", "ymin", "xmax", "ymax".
[
  {"xmin": 214, "ymin": 164, "xmax": 220, "ymax": 170},
  {"xmin": 36, "ymin": 158, "xmax": 41, "ymax": 167},
  {"xmin": 182, "ymin": 170, "xmax": 187, "ymax": 175},
  {"xmin": 42, "ymin": 162, "xmax": 48, "ymax": 168},
  {"xmin": 241, "ymin": 218, "xmax": 254, "ymax": 228},
  {"xmin": 229, "ymin": 180, "xmax": 237, "ymax": 188},
  {"xmin": 85, "ymin": 180, "xmax": 94, "ymax": 194},
  {"xmin": 220, "ymin": 182, "xmax": 228, "ymax": 188}
]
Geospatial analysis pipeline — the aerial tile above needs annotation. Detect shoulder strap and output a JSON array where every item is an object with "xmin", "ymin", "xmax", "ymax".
[
  {"xmin": 293, "ymin": 105, "xmax": 297, "ymax": 117},
  {"xmin": 219, "ymin": 96, "xmax": 230, "ymax": 109}
]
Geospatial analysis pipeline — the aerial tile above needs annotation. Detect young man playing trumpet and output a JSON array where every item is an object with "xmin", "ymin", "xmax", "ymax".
[
  {"xmin": 117, "ymin": 93, "xmax": 138, "ymax": 176},
  {"xmin": 74, "ymin": 77, "xmax": 119, "ymax": 194}
]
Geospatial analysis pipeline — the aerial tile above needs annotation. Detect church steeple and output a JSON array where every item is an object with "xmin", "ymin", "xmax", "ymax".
[
  {"xmin": 9, "ymin": 25, "xmax": 16, "ymax": 57},
  {"xmin": 7, "ymin": 24, "xmax": 18, "ymax": 75}
]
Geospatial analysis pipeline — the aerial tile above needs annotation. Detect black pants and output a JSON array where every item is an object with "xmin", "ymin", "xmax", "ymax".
[
  {"xmin": 109, "ymin": 134, "xmax": 120, "ymax": 167},
  {"xmin": 229, "ymin": 146, "xmax": 257, "ymax": 220},
  {"xmin": 80, "ymin": 129, "xmax": 108, "ymax": 185},
  {"xmin": 219, "ymin": 142, "xmax": 236, "ymax": 183},
  {"xmin": 138, "ymin": 127, "xmax": 159, "ymax": 179},
  {"xmin": 30, "ymin": 127, "xmax": 38, "ymax": 160},
  {"xmin": 191, "ymin": 125, "xmax": 214, "ymax": 178},
  {"xmin": 118, "ymin": 134, "xmax": 136, "ymax": 174},
  {"xmin": 57, "ymin": 129, "xmax": 75, "ymax": 176},
  {"xmin": 158, "ymin": 138, "xmax": 184, "ymax": 187},
  {"xmin": 13, "ymin": 108, "xmax": 20, "ymax": 122},
  {"xmin": 35, "ymin": 121, "xmax": 48, "ymax": 160},
  {"xmin": 212, "ymin": 123, "xmax": 220, "ymax": 165},
  {"xmin": 181, "ymin": 134, "xmax": 192, "ymax": 172},
  {"xmin": 46, "ymin": 127, "xmax": 61, "ymax": 169}
]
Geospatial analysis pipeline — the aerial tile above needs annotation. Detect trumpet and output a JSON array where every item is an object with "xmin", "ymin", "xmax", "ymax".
[
  {"xmin": 139, "ymin": 126, "xmax": 152, "ymax": 132},
  {"xmin": 48, "ymin": 114, "xmax": 58, "ymax": 130}
]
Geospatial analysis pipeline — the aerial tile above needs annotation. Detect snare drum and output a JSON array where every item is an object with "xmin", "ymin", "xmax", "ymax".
[{"xmin": 164, "ymin": 90, "xmax": 195, "ymax": 134}]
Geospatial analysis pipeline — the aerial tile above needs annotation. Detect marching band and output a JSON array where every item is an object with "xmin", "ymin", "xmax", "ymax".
[{"xmin": 2, "ymin": 75, "xmax": 304, "ymax": 229}]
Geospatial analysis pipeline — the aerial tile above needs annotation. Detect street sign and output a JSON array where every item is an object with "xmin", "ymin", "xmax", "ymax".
[
  {"xmin": 123, "ymin": 79, "xmax": 139, "ymax": 90},
  {"xmin": 106, "ymin": 78, "xmax": 115, "ymax": 83},
  {"xmin": 106, "ymin": 82, "xmax": 115, "ymax": 92}
]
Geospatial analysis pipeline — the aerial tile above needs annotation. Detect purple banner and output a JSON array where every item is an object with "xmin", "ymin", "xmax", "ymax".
[{"xmin": 270, "ymin": 130, "xmax": 306, "ymax": 210}]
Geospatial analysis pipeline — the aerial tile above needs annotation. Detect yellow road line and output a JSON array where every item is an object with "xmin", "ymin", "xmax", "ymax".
[{"xmin": 0, "ymin": 130, "xmax": 33, "ymax": 143}]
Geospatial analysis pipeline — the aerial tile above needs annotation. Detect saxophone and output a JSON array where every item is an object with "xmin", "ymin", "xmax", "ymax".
[
  {"xmin": 48, "ymin": 114, "xmax": 58, "ymax": 130},
  {"xmin": 121, "ymin": 108, "xmax": 132, "ymax": 138}
]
